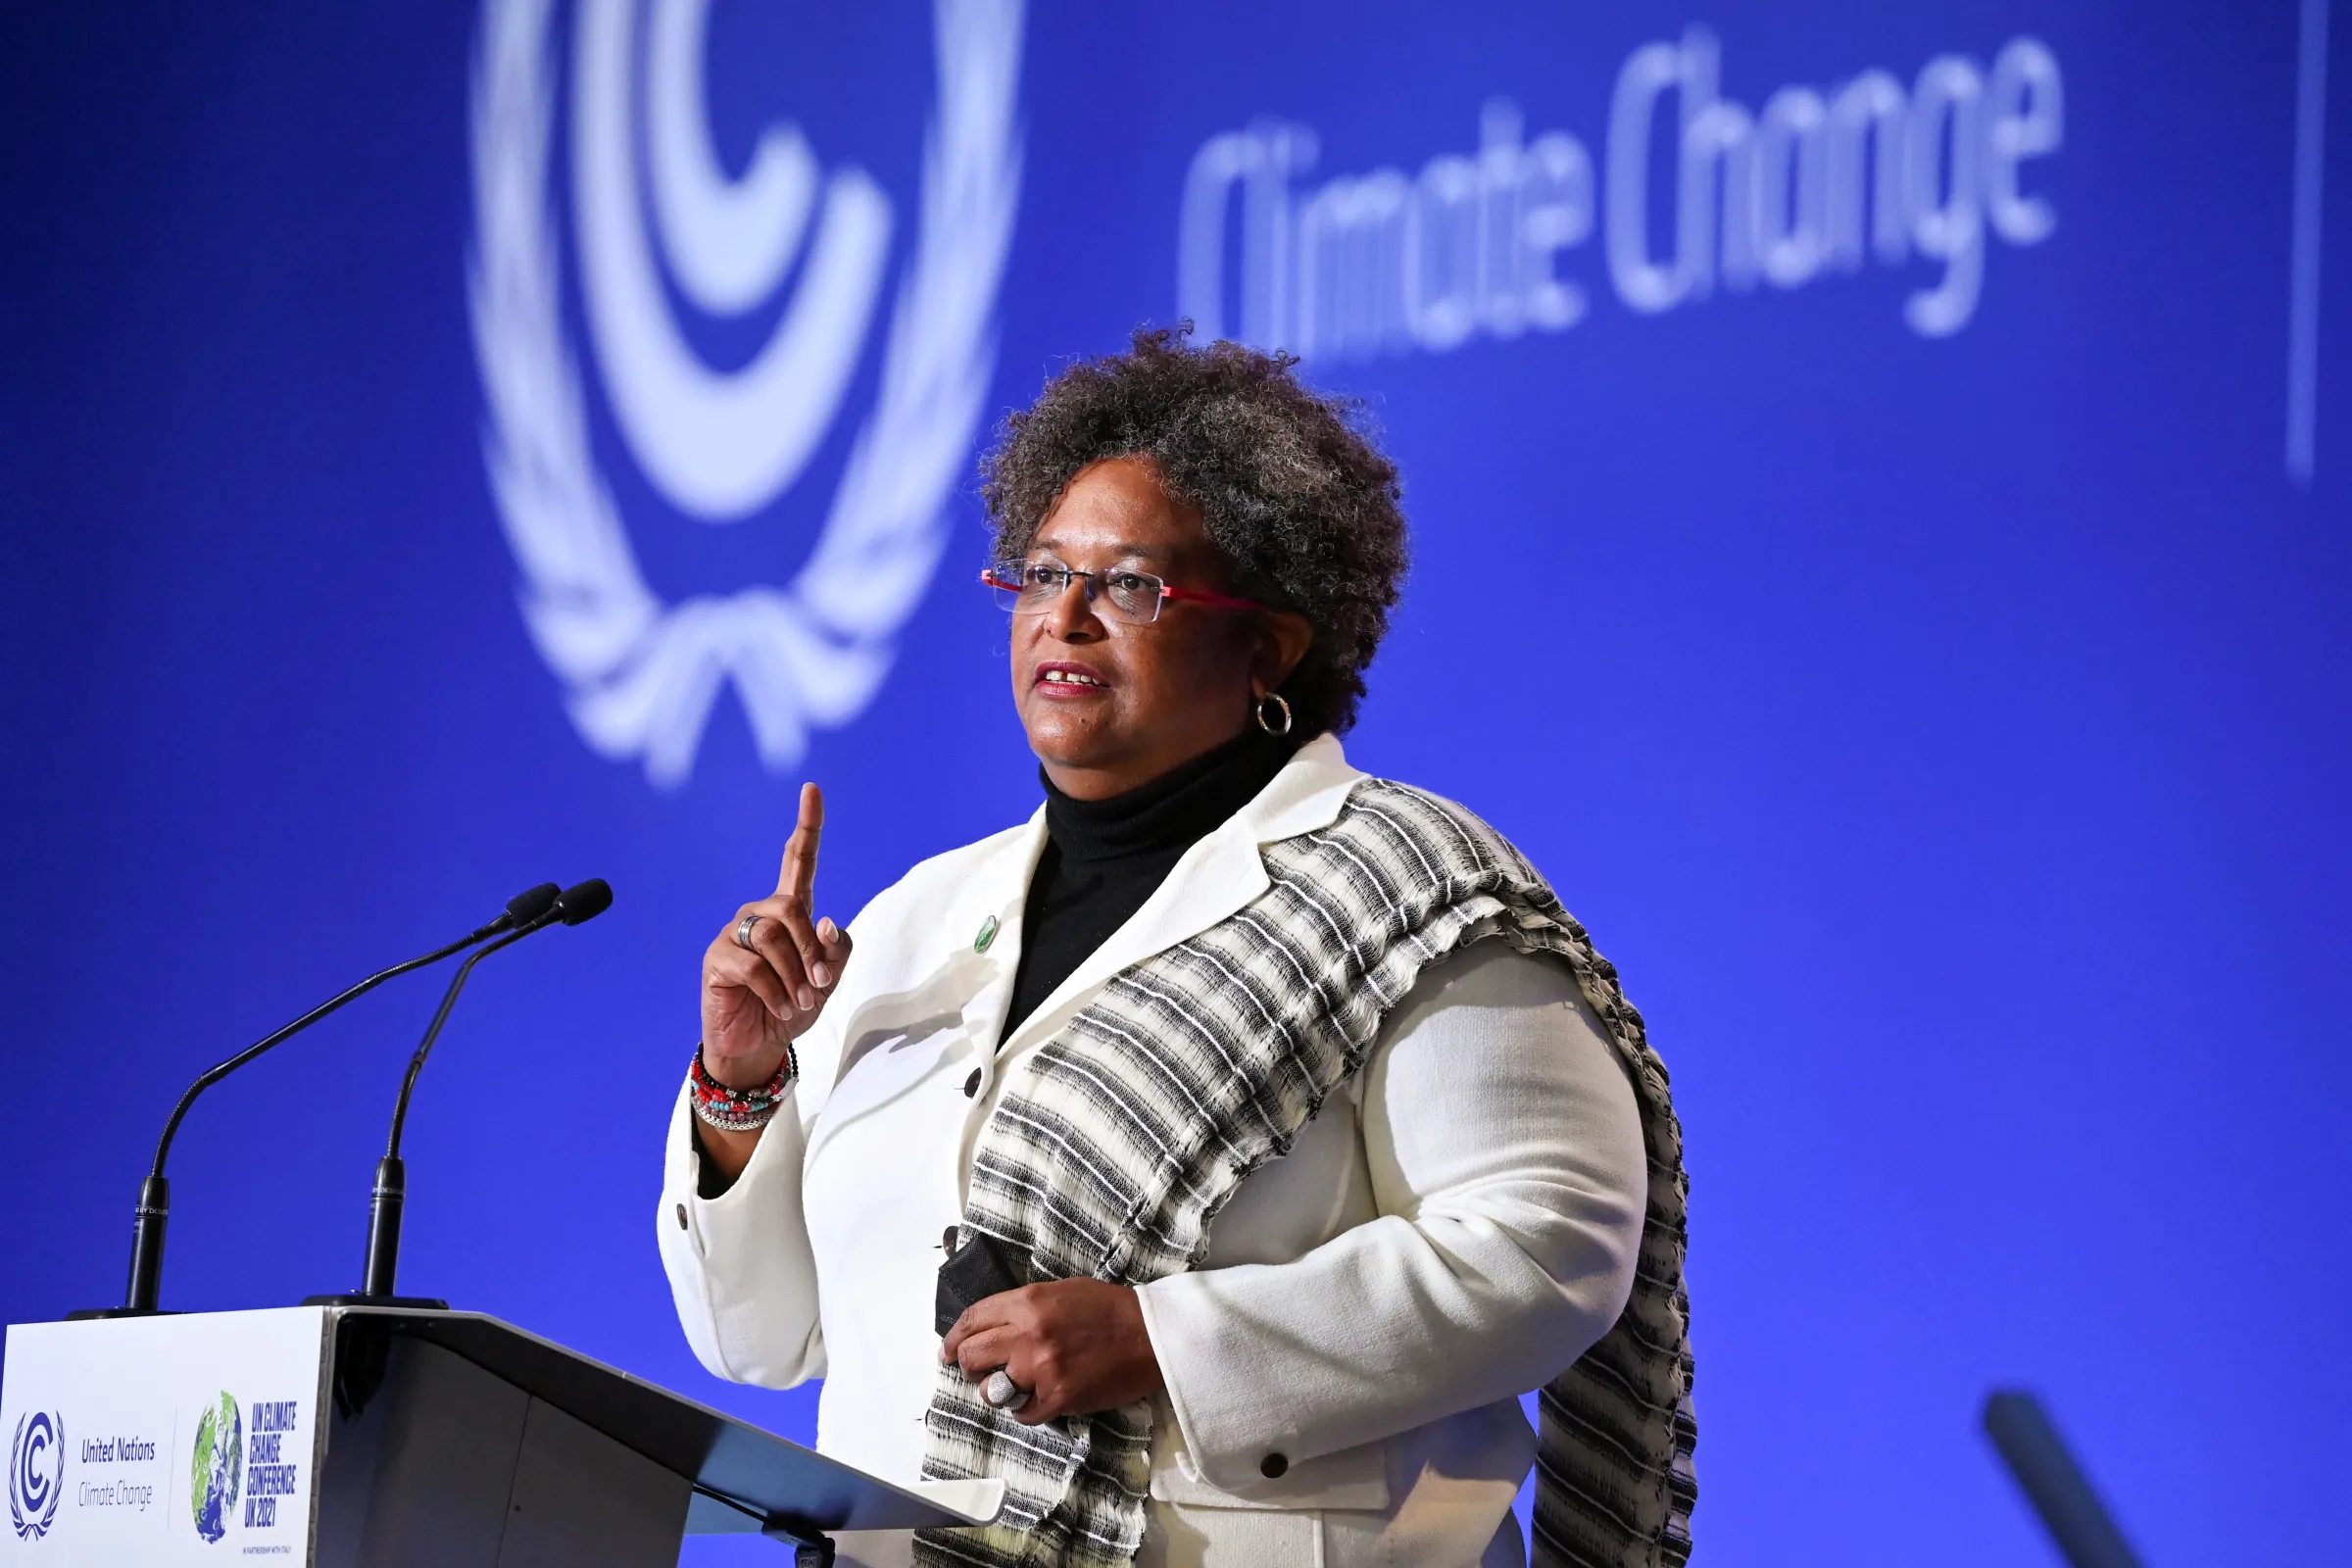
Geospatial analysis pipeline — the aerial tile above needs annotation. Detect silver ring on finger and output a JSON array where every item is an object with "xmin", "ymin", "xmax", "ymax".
[
  {"xmin": 982, "ymin": 1369, "xmax": 1029, "ymax": 1412},
  {"xmin": 734, "ymin": 913, "xmax": 762, "ymax": 952}
]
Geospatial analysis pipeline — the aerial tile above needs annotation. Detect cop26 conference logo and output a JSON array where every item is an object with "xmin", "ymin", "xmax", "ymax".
[
  {"xmin": 469, "ymin": 0, "xmax": 1024, "ymax": 785},
  {"xmin": 8, "ymin": 1410, "xmax": 64, "ymax": 1541}
]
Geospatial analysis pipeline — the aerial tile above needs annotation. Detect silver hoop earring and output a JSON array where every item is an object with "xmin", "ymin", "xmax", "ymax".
[{"xmin": 1254, "ymin": 692, "xmax": 1293, "ymax": 736}]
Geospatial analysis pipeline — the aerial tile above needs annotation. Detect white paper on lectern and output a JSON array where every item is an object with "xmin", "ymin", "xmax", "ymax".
[
  {"xmin": 0, "ymin": 1307, "xmax": 331, "ymax": 1567},
  {"xmin": 905, "ymin": 1477, "xmax": 1005, "ymax": 1522}
]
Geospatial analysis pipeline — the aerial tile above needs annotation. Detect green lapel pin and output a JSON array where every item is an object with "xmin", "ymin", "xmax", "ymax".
[{"xmin": 974, "ymin": 914, "xmax": 999, "ymax": 953}]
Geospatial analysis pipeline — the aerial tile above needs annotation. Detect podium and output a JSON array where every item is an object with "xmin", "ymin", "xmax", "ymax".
[{"xmin": 0, "ymin": 1304, "xmax": 1001, "ymax": 1567}]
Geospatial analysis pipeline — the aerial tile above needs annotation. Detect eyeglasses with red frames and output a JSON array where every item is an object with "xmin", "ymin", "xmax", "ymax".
[{"xmin": 982, "ymin": 563, "xmax": 1268, "ymax": 625}]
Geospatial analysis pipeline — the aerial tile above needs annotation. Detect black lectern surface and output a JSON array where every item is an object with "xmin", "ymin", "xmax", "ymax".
[
  {"xmin": 0, "ymin": 1302, "xmax": 999, "ymax": 1567},
  {"xmin": 331, "ymin": 1305, "xmax": 981, "ymax": 1535}
]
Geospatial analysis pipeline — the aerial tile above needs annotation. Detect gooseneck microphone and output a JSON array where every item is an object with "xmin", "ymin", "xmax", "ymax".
[
  {"xmin": 334, "ymin": 877, "xmax": 612, "ymax": 1306},
  {"xmin": 74, "ymin": 883, "xmax": 563, "ymax": 1320}
]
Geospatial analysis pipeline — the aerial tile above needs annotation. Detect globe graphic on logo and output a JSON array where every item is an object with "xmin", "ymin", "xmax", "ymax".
[{"xmin": 189, "ymin": 1393, "xmax": 241, "ymax": 1544}]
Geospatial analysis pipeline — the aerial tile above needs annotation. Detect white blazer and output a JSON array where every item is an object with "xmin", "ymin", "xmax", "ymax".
[{"xmin": 658, "ymin": 735, "xmax": 1648, "ymax": 1568}]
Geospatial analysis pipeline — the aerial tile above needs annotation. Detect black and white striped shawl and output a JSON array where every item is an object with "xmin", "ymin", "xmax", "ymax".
[{"xmin": 914, "ymin": 777, "xmax": 1695, "ymax": 1568}]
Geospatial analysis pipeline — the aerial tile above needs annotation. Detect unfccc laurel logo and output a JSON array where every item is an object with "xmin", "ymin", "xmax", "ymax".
[
  {"xmin": 469, "ymin": 0, "xmax": 1023, "ymax": 786},
  {"xmin": 8, "ymin": 1410, "xmax": 63, "ymax": 1541}
]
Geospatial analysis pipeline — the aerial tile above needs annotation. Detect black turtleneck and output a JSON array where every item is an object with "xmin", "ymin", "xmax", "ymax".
[{"xmin": 1003, "ymin": 727, "xmax": 1300, "ymax": 1042}]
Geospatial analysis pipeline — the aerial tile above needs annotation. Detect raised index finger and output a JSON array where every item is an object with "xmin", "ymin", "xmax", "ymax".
[{"xmin": 775, "ymin": 781, "xmax": 824, "ymax": 902}]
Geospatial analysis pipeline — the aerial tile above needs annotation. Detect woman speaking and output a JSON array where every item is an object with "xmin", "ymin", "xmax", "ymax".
[{"xmin": 658, "ymin": 329, "xmax": 1694, "ymax": 1568}]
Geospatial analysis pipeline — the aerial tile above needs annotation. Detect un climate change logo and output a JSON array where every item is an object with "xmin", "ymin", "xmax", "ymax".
[
  {"xmin": 189, "ymin": 1394, "xmax": 241, "ymax": 1544},
  {"xmin": 469, "ymin": 0, "xmax": 1024, "ymax": 787},
  {"xmin": 8, "ymin": 1411, "xmax": 64, "ymax": 1541}
]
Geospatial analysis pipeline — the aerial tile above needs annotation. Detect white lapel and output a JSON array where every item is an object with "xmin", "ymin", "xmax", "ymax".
[
  {"xmin": 803, "ymin": 811, "xmax": 1045, "ymax": 1159},
  {"xmin": 994, "ymin": 732, "xmax": 1366, "ymax": 1062},
  {"xmin": 951, "ymin": 808, "xmax": 1047, "ymax": 1068}
]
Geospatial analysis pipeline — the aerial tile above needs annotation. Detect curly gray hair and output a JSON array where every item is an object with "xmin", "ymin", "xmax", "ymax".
[{"xmin": 980, "ymin": 325, "xmax": 1410, "ymax": 736}]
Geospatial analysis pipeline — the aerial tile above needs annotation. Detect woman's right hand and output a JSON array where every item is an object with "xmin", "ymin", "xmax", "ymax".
[{"xmin": 700, "ymin": 783, "xmax": 855, "ymax": 1092}]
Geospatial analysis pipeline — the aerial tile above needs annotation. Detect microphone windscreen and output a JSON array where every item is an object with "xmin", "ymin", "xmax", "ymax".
[
  {"xmin": 506, "ymin": 882, "xmax": 562, "ymax": 926},
  {"xmin": 556, "ymin": 878, "xmax": 613, "ymax": 925}
]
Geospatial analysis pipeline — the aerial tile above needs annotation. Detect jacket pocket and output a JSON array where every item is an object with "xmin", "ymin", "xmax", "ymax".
[{"xmin": 1149, "ymin": 1436, "xmax": 1389, "ymax": 1512}]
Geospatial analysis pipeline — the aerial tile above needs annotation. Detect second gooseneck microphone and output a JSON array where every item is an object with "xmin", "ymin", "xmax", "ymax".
[
  {"xmin": 344, "ymin": 877, "xmax": 612, "ymax": 1305},
  {"xmin": 76, "ymin": 882, "xmax": 561, "ymax": 1320}
]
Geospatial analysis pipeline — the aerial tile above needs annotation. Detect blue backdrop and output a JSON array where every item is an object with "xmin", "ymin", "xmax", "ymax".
[{"xmin": 2, "ymin": 3, "xmax": 2344, "ymax": 1564}]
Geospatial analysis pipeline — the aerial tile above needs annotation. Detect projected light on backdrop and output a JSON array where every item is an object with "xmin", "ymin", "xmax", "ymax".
[{"xmin": 469, "ymin": 0, "xmax": 1023, "ymax": 786}]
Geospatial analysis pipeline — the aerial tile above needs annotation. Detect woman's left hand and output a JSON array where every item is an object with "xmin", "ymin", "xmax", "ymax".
[{"xmin": 941, "ymin": 1280, "xmax": 1163, "ymax": 1424}]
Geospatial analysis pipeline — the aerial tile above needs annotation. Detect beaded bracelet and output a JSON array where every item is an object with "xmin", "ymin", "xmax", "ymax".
[{"xmin": 690, "ymin": 1043, "xmax": 796, "ymax": 1133}]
